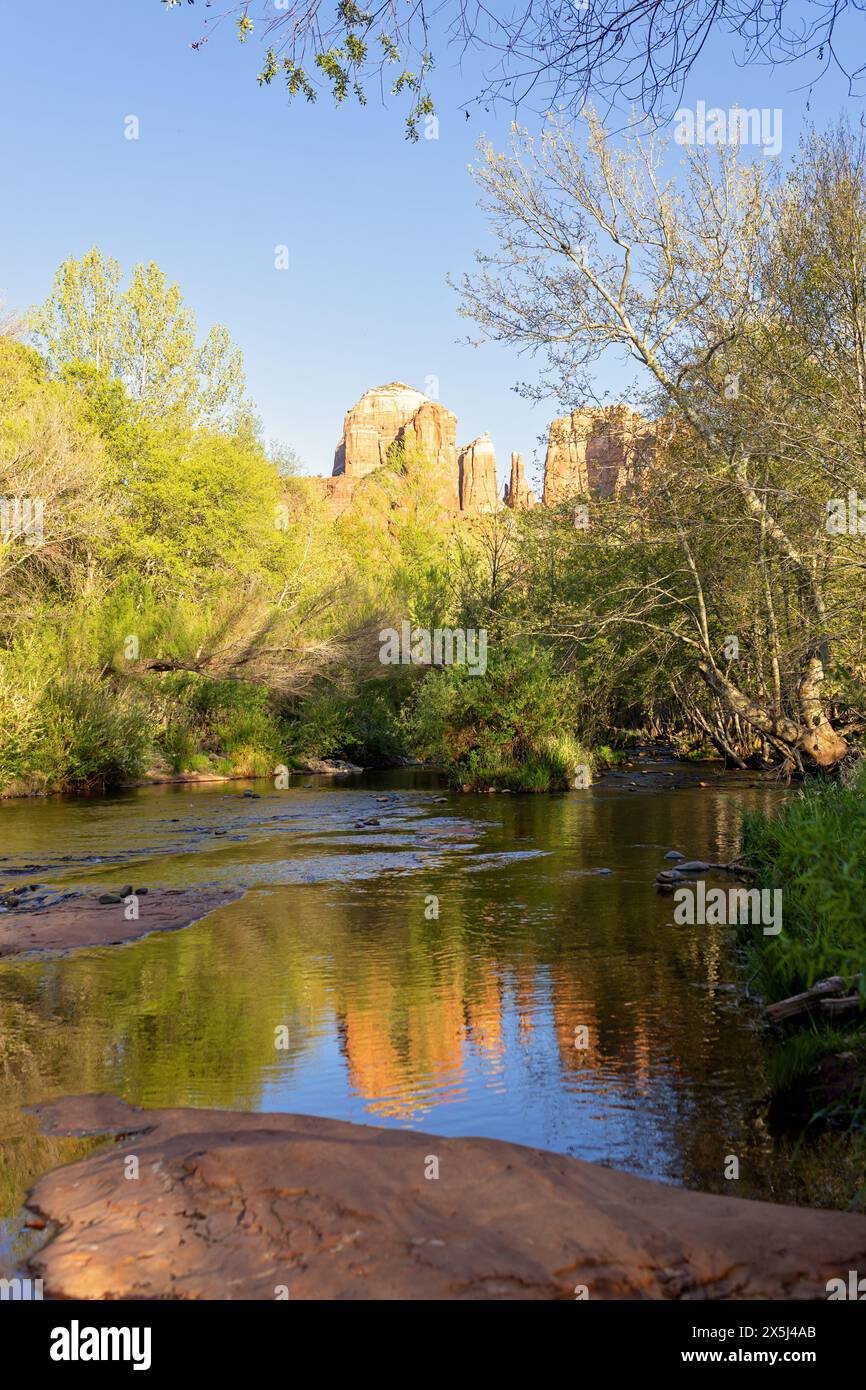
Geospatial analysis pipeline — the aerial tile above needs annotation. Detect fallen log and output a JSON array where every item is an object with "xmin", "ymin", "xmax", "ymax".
[
  {"xmin": 766, "ymin": 977, "xmax": 848, "ymax": 1022},
  {"xmin": 820, "ymin": 994, "xmax": 865, "ymax": 1019}
]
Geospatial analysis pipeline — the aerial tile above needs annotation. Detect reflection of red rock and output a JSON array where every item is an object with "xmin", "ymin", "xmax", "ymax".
[
  {"xmin": 465, "ymin": 974, "xmax": 504, "ymax": 1057},
  {"xmin": 551, "ymin": 985, "xmax": 671, "ymax": 1094},
  {"xmin": 542, "ymin": 406, "xmax": 654, "ymax": 504},
  {"xmin": 339, "ymin": 973, "xmax": 467, "ymax": 1121}
]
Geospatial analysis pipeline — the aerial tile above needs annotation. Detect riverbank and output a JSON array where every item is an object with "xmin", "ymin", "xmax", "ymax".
[
  {"xmin": 24, "ymin": 1093, "xmax": 866, "ymax": 1300},
  {"xmin": 738, "ymin": 771, "xmax": 866, "ymax": 1134}
]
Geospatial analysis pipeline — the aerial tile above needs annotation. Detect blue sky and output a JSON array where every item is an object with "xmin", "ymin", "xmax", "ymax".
[{"xmin": 1, "ymin": 1, "xmax": 863, "ymax": 495}]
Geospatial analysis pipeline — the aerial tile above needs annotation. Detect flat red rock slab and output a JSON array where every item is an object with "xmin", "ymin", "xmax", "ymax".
[
  {"xmin": 0, "ymin": 888, "xmax": 241, "ymax": 959},
  {"xmin": 25, "ymin": 1094, "xmax": 866, "ymax": 1300}
]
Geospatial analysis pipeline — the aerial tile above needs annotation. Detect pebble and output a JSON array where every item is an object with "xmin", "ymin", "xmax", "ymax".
[
  {"xmin": 97, "ymin": 894, "xmax": 122, "ymax": 905},
  {"xmin": 664, "ymin": 851, "xmax": 685, "ymax": 861}
]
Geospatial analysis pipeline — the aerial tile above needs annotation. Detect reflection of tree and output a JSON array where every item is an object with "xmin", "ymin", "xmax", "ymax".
[{"xmin": 3, "ymin": 776, "xmax": 845, "ymax": 1226}]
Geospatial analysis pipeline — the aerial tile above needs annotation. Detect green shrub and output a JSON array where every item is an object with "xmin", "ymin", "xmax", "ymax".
[
  {"xmin": 406, "ymin": 645, "xmax": 590, "ymax": 791},
  {"xmin": 159, "ymin": 718, "xmax": 198, "ymax": 774}
]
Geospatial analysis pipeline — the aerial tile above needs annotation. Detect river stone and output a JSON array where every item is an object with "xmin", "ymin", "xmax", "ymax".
[
  {"xmin": 677, "ymin": 861, "xmax": 712, "ymax": 873},
  {"xmin": 664, "ymin": 851, "xmax": 685, "ymax": 861},
  {"xmin": 25, "ymin": 1094, "xmax": 866, "ymax": 1301}
]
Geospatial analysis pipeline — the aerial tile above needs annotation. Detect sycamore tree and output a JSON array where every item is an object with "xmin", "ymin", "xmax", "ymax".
[
  {"xmin": 161, "ymin": 1, "xmax": 866, "ymax": 133},
  {"xmin": 456, "ymin": 113, "xmax": 866, "ymax": 769},
  {"xmin": 30, "ymin": 247, "xmax": 251, "ymax": 429}
]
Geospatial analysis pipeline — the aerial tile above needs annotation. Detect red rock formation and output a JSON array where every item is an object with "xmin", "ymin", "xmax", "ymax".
[
  {"xmin": 458, "ymin": 433, "xmax": 499, "ymax": 514},
  {"xmin": 504, "ymin": 451, "xmax": 534, "ymax": 510},
  {"xmin": 310, "ymin": 386, "xmax": 652, "ymax": 521},
  {"xmin": 333, "ymin": 382, "xmax": 460, "ymax": 511},
  {"xmin": 26, "ymin": 1093, "xmax": 866, "ymax": 1300},
  {"xmin": 543, "ymin": 405, "xmax": 651, "ymax": 505}
]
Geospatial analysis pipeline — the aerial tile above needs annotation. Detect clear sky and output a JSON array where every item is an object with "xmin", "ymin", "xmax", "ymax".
[{"xmin": 1, "ymin": 1, "xmax": 863, "ymax": 496}]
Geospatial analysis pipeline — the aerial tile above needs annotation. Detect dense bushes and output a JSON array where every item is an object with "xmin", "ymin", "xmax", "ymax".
[{"xmin": 405, "ymin": 645, "xmax": 590, "ymax": 791}]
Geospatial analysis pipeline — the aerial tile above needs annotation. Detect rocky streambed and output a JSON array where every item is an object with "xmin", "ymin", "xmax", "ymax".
[{"xmin": 1, "ymin": 761, "xmax": 861, "ymax": 1298}]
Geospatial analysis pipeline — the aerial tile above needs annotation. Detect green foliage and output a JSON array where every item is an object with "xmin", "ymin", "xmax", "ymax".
[
  {"xmin": 105, "ymin": 427, "xmax": 286, "ymax": 592},
  {"xmin": 406, "ymin": 645, "xmax": 588, "ymax": 790},
  {"xmin": 0, "ymin": 626, "xmax": 150, "ymax": 793},
  {"xmin": 765, "ymin": 1025, "xmax": 857, "ymax": 1095},
  {"xmin": 38, "ymin": 679, "xmax": 151, "ymax": 791},
  {"xmin": 740, "ymin": 771, "xmax": 866, "ymax": 1000},
  {"xmin": 167, "ymin": 0, "xmax": 434, "ymax": 140},
  {"xmin": 286, "ymin": 677, "xmax": 406, "ymax": 766},
  {"xmin": 30, "ymin": 247, "xmax": 250, "ymax": 428}
]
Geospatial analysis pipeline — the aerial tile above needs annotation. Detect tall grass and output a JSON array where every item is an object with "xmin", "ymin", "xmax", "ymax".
[{"xmin": 740, "ymin": 770, "xmax": 866, "ymax": 1001}]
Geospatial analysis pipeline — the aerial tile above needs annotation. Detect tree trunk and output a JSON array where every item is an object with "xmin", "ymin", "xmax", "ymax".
[{"xmin": 697, "ymin": 658, "xmax": 848, "ymax": 770}]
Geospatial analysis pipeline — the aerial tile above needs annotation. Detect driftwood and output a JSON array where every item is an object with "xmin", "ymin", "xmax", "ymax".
[
  {"xmin": 767, "ymin": 975, "xmax": 862, "ymax": 1023},
  {"xmin": 819, "ymin": 995, "xmax": 865, "ymax": 1019}
]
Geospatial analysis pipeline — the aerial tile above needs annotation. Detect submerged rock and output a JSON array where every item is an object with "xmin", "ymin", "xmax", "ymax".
[
  {"xmin": 0, "ymin": 887, "xmax": 242, "ymax": 959},
  {"xmin": 24, "ymin": 1094, "xmax": 866, "ymax": 1301}
]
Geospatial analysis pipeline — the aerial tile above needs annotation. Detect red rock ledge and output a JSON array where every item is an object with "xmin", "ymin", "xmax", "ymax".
[
  {"xmin": 24, "ymin": 1094, "xmax": 866, "ymax": 1300},
  {"xmin": 0, "ymin": 888, "xmax": 241, "ymax": 959}
]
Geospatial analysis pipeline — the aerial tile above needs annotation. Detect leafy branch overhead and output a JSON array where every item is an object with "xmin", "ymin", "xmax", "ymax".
[{"xmin": 162, "ymin": 0, "xmax": 866, "ymax": 136}]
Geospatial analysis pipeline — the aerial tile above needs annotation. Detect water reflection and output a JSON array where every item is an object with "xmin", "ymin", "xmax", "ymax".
[{"xmin": 2, "ymin": 769, "xmax": 857, "ymax": 1269}]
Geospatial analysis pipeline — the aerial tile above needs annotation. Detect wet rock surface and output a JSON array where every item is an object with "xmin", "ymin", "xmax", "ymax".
[
  {"xmin": 24, "ymin": 1094, "xmax": 866, "ymax": 1300},
  {"xmin": 0, "ymin": 887, "xmax": 241, "ymax": 959}
]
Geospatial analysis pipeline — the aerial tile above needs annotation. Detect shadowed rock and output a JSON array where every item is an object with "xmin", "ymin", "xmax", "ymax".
[{"xmin": 24, "ymin": 1094, "xmax": 866, "ymax": 1300}]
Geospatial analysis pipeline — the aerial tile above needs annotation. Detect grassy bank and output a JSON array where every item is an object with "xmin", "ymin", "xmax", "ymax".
[{"xmin": 739, "ymin": 769, "xmax": 866, "ymax": 1130}]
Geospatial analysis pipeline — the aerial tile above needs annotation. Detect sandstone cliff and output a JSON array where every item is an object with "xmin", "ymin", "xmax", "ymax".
[
  {"xmin": 458, "ymin": 433, "xmax": 499, "ymax": 514},
  {"xmin": 504, "ymin": 451, "xmax": 534, "ymax": 510},
  {"xmin": 315, "ymin": 385, "xmax": 652, "ymax": 521},
  {"xmin": 333, "ymin": 382, "xmax": 460, "ymax": 511},
  {"xmin": 542, "ymin": 405, "xmax": 651, "ymax": 505}
]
